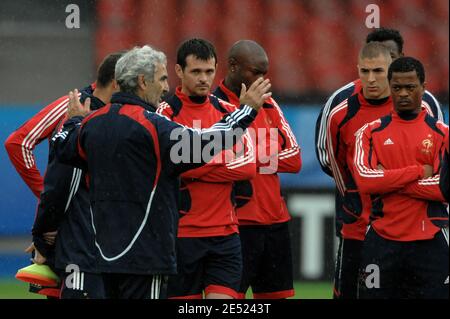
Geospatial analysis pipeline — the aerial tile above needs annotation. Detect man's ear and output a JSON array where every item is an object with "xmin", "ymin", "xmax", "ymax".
[
  {"xmin": 112, "ymin": 79, "xmax": 119, "ymax": 90},
  {"xmin": 137, "ymin": 74, "xmax": 146, "ymax": 90},
  {"xmin": 228, "ymin": 57, "xmax": 237, "ymax": 71},
  {"xmin": 175, "ymin": 64, "xmax": 183, "ymax": 80}
]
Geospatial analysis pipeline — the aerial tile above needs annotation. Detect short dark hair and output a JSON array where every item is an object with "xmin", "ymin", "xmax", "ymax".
[
  {"xmin": 388, "ymin": 57, "xmax": 425, "ymax": 84},
  {"xmin": 366, "ymin": 28, "xmax": 404, "ymax": 54},
  {"xmin": 96, "ymin": 50, "xmax": 127, "ymax": 88},
  {"xmin": 359, "ymin": 41, "xmax": 391, "ymax": 60},
  {"xmin": 176, "ymin": 38, "xmax": 217, "ymax": 69}
]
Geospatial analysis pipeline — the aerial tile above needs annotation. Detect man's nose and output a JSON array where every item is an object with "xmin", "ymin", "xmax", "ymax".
[
  {"xmin": 399, "ymin": 88, "xmax": 409, "ymax": 96},
  {"xmin": 199, "ymin": 72, "xmax": 208, "ymax": 82}
]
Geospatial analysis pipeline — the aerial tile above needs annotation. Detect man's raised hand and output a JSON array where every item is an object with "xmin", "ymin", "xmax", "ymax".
[
  {"xmin": 239, "ymin": 77, "xmax": 272, "ymax": 111},
  {"xmin": 67, "ymin": 89, "xmax": 91, "ymax": 118}
]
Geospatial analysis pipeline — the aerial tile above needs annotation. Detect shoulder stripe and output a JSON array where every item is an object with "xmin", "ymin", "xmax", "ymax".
[
  {"xmin": 325, "ymin": 99, "xmax": 350, "ymax": 194},
  {"xmin": 270, "ymin": 99, "xmax": 299, "ymax": 149},
  {"xmin": 354, "ymin": 122, "xmax": 384, "ymax": 178},
  {"xmin": 22, "ymin": 97, "xmax": 70, "ymax": 168},
  {"xmin": 424, "ymin": 90, "xmax": 443, "ymax": 121},
  {"xmin": 317, "ymin": 81, "xmax": 355, "ymax": 169}
]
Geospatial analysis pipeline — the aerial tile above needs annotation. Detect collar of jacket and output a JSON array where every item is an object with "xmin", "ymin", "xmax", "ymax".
[
  {"xmin": 110, "ymin": 92, "xmax": 157, "ymax": 112},
  {"xmin": 174, "ymin": 86, "xmax": 210, "ymax": 106},
  {"xmin": 80, "ymin": 84, "xmax": 106, "ymax": 111},
  {"xmin": 357, "ymin": 89, "xmax": 392, "ymax": 108},
  {"xmin": 218, "ymin": 79, "xmax": 240, "ymax": 105}
]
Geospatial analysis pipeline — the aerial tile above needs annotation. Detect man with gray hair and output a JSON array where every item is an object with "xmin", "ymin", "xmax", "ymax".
[{"xmin": 52, "ymin": 45, "xmax": 272, "ymax": 299}]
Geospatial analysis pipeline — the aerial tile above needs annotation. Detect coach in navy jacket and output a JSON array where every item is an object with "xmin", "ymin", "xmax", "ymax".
[{"xmin": 52, "ymin": 45, "xmax": 271, "ymax": 298}]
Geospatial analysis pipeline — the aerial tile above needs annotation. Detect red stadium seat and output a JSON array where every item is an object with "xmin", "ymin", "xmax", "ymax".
[{"xmin": 93, "ymin": 0, "xmax": 448, "ymax": 97}]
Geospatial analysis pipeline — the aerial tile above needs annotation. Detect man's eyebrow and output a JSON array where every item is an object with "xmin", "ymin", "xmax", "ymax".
[
  {"xmin": 253, "ymin": 68, "xmax": 266, "ymax": 74},
  {"xmin": 190, "ymin": 67, "xmax": 215, "ymax": 72}
]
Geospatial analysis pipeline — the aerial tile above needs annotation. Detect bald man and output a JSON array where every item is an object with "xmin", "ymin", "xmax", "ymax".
[{"xmin": 214, "ymin": 40, "xmax": 302, "ymax": 299}]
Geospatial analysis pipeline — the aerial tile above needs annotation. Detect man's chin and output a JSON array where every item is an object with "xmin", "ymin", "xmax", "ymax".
[
  {"xmin": 363, "ymin": 90, "xmax": 382, "ymax": 100},
  {"xmin": 195, "ymin": 88, "xmax": 210, "ymax": 95},
  {"xmin": 397, "ymin": 106, "xmax": 415, "ymax": 112},
  {"xmin": 396, "ymin": 104, "xmax": 420, "ymax": 113}
]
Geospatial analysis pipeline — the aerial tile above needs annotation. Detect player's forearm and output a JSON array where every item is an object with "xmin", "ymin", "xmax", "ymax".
[
  {"xmin": 197, "ymin": 161, "xmax": 256, "ymax": 182},
  {"xmin": 277, "ymin": 148, "xmax": 302, "ymax": 173},
  {"xmin": 5, "ymin": 135, "xmax": 44, "ymax": 197},
  {"xmin": 16, "ymin": 168, "xmax": 44, "ymax": 198},
  {"xmin": 401, "ymin": 175, "xmax": 445, "ymax": 202},
  {"xmin": 181, "ymin": 163, "xmax": 220, "ymax": 180},
  {"xmin": 5, "ymin": 143, "xmax": 44, "ymax": 198},
  {"xmin": 178, "ymin": 106, "xmax": 258, "ymax": 173},
  {"xmin": 354, "ymin": 127, "xmax": 425, "ymax": 194},
  {"xmin": 355, "ymin": 165, "xmax": 424, "ymax": 195}
]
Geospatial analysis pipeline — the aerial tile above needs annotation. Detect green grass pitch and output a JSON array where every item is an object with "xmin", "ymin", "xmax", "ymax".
[{"xmin": 0, "ymin": 279, "xmax": 332, "ymax": 299}]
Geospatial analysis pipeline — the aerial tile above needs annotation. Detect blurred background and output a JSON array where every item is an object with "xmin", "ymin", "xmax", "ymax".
[{"xmin": 0, "ymin": 0, "xmax": 448, "ymax": 298}]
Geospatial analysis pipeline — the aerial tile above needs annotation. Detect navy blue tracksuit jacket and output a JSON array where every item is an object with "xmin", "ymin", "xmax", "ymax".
[
  {"xmin": 32, "ymin": 85, "xmax": 104, "ymax": 273},
  {"xmin": 52, "ymin": 92, "xmax": 257, "ymax": 275}
]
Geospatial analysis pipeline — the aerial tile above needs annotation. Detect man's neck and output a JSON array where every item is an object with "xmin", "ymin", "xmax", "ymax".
[
  {"xmin": 362, "ymin": 88, "xmax": 390, "ymax": 102},
  {"xmin": 223, "ymin": 77, "xmax": 241, "ymax": 97},
  {"xmin": 93, "ymin": 87, "xmax": 111, "ymax": 104},
  {"xmin": 365, "ymin": 96, "xmax": 390, "ymax": 105},
  {"xmin": 179, "ymin": 86, "xmax": 208, "ymax": 103},
  {"xmin": 180, "ymin": 86, "xmax": 191, "ymax": 96},
  {"xmin": 396, "ymin": 108, "xmax": 421, "ymax": 120}
]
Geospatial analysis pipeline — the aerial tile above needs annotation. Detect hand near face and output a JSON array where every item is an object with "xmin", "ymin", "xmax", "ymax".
[
  {"xmin": 239, "ymin": 77, "xmax": 272, "ymax": 111},
  {"xmin": 67, "ymin": 89, "xmax": 91, "ymax": 118}
]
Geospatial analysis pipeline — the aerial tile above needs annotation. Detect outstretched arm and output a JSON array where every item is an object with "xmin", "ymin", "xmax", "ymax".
[{"xmin": 157, "ymin": 78, "xmax": 271, "ymax": 175}]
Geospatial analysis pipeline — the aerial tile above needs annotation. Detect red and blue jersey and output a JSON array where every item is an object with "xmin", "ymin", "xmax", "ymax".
[
  {"xmin": 315, "ymin": 79, "xmax": 444, "ymax": 239},
  {"xmin": 213, "ymin": 80, "xmax": 301, "ymax": 225},
  {"xmin": 157, "ymin": 87, "xmax": 256, "ymax": 237},
  {"xmin": 354, "ymin": 109, "xmax": 448, "ymax": 241}
]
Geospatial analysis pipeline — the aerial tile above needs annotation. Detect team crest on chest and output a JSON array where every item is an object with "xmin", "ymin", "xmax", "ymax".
[{"xmin": 421, "ymin": 134, "xmax": 433, "ymax": 154}]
